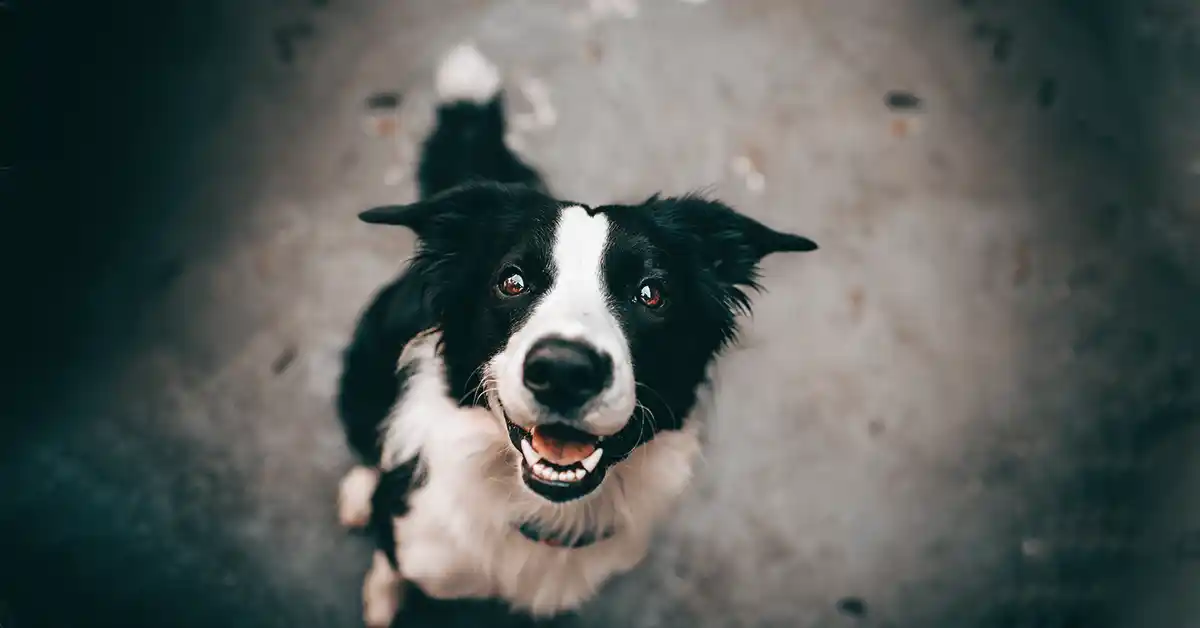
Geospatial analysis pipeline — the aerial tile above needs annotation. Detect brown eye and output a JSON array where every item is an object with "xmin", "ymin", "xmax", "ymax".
[
  {"xmin": 498, "ymin": 271, "xmax": 527, "ymax": 297},
  {"xmin": 637, "ymin": 281, "xmax": 666, "ymax": 309}
]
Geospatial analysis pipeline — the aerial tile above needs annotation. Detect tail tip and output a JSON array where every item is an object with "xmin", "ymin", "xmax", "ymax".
[{"xmin": 436, "ymin": 42, "xmax": 501, "ymax": 104}]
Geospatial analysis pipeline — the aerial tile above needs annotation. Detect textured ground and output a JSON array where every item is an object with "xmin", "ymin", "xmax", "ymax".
[{"xmin": 5, "ymin": 0, "xmax": 1200, "ymax": 627}]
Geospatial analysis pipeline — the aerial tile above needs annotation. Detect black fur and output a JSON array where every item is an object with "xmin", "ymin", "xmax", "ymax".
[
  {"xmin": 370, "ymin": 457, "xmax": 424, "ymax": 570},
  {"xmin": 417, "ymin": 96, "xmax": 544, "ymax": 198},
  {"xmin": 340, "ymin": 94, "xmax": 816, "ymax": 467},
  {"xmin": 595, "ymin": 196, "xmax": 817, "ymax": 442},
  {"xmin": 357, "ymin": 187, "xmax": 817, "ymax": 461},
  {"xmin": 337, "ymin": 59, "xmax": 816, "ymax": 625}
]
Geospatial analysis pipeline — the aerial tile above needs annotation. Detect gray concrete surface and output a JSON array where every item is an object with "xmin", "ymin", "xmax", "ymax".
[{"xmin": 5, "ymin": 0, "xmax": 1200, "ymax": 626}]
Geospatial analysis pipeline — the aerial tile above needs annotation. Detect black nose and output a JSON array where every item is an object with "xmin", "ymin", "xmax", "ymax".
[{"xmin": 522, "ymin": 337, "xmax": 613, "ymax": 413}]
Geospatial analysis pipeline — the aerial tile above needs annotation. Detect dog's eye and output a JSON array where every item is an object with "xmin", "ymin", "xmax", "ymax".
[
  {"xmin": 497, "ymin": 270, "xmax": 528, "ymax": 297},
  {"xmin": 636, "ymin": 281, "xmax": 666, "ymax": 309}
]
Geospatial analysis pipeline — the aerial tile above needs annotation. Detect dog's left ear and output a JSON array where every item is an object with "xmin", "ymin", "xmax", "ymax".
[{"xmin": 654, "ymin": 196, "xmax": 817, "ymax": 287}]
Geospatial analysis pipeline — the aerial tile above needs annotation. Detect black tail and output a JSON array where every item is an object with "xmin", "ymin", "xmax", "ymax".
[{"xmin": 417, "ymin": 43, "xmax": 544, "ymax": 198}]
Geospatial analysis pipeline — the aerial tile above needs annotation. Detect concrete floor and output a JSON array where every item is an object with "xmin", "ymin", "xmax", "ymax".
[{"xmin": 5, "ymin": 0, "xmax": 1200, "ymax": 626}]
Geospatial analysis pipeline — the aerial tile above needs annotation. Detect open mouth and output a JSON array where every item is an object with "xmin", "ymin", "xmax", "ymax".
[{"xmin": 505, "ymin": 418, "xmax": 611, "ymax": 502}]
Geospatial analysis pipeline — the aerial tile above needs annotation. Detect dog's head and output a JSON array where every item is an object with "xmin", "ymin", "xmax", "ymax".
[{"xmin": 361, "ymin": 182, "xmax": 816, "ymax": 503}]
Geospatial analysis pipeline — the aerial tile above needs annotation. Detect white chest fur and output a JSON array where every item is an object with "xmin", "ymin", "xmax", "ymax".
[{"xmin": 379, "ymin": 333, "xmax": 702, "ymax": 617}]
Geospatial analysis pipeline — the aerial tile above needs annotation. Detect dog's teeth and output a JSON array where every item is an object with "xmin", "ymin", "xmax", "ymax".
[
  {"xmin": 530, "ymin": 461, "xmax": 593, "ymax": 483},
  {"xmin": 581, "ymin": 448, "xmax": 603, "ymax": 473},
  {"xmin": 521, "ymin": 439, "xmax": 542, "ymax": 466}
]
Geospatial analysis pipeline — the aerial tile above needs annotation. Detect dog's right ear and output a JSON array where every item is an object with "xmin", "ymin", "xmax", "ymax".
[
  {"xmin": 359, "ymin": 183, "xmax": 476, "ymax": 237},
  {"xmin": 358, "ymin": 201, "xmax": 440, "ymax": 229}
]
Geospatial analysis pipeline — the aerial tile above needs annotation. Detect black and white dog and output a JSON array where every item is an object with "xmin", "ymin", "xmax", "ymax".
[{"xmin": 335, "ymin": 43, "xmax": 817, "ymax": 626}]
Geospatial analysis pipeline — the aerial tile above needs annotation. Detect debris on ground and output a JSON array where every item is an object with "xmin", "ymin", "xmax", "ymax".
[
  {"xmin": 362, "ymin": 91, "xmax": 403, "ymax": 138},
  {"xmin": 836, "ymin": 596, "xmax": 868, "ymax": 618},
  {"xmin": 363, "ymin": 115, "xmax": 398, "ymax": 138},
  {"xmin": 365, "ymin": 91, "xmax": 401, "ymax": 110},
  {"xmin": 272, "ymin": 345, "xmax": 298, "ymax": 375},
  {"xmin": 884, "ymin": 90, "xmax": 922, "ymax": 111},
  {"xmin": 584, "ymin": 39, "xmax": 604, "ymax": 63}
]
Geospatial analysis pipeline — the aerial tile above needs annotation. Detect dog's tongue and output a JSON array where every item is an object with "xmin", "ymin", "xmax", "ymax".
[{"xmin": 530, "ymin": 426, "xmax": 597, "ymax": 465}]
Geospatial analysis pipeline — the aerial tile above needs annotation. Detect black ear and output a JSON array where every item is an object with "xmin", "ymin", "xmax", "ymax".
[
  {"xmin": 653, "ymin": 195, "xmax": 817, "ymax": 287},
  {"xmin": 358, "ymin": 201, "xmax": 440, "ymax": 227},
  {"xmin": 358, "ymin": 182, "xmax": 488, "ymax": 234}
]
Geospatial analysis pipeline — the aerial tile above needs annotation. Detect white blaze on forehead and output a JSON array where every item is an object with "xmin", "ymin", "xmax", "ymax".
[
  {"xmin": 494, "ymin": 204, "xmax": 636, "ymax": 435},
  {"xmin": 549, "ymin": 206, "xmax": 611, "ymax": 319}
]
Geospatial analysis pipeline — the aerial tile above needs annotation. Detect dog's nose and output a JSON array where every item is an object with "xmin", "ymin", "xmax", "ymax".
[{"xmin": 522, "ymin": 337, "xmax": 612, "ymax": 413}]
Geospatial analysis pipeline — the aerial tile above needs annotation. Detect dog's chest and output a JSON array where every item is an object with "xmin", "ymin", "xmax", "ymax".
[
  {"xmin": 379, "ymin": 336, "xmax": 651, "ymax": 616},
  {"xmin": 395, "ymin": 476, "xmax": 650, "ymax": 616}
]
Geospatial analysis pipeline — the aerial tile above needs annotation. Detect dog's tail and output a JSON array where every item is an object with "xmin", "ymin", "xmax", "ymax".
[{"xmin": 417, "ymin": 43, "xmax": 545, "ymax": 198}]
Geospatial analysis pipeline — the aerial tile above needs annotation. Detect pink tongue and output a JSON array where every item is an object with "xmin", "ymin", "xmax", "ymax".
[{"xmin": 530, "ymin": 427, "xmax": 597, "ymax": 465}]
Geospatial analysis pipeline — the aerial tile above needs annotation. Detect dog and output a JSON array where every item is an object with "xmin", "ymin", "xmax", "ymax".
[{"xmin": 334, "ymin": 43, "xmax": 817, "ymax": 627}]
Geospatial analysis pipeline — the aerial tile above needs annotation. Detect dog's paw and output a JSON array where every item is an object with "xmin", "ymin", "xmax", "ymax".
[
  {"xmin": 363, "ymin": 551, "xmax": 403, "ymax": 628},
  {"xmin": 338, "ymin": 465, "xmax": 380, "ymax": 528}
]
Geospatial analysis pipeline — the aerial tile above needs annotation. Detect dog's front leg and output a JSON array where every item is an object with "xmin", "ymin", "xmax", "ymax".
[
  {"xmin": 363, "ymin": 550, "xmax": 403, "ymax": 628},
  {"xmin": 338, "ymin": 465, "xmax": 380, "ymax": 528}
]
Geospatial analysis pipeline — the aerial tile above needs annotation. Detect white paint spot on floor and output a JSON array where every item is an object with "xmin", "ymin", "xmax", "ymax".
[
  {"xmin": 731, "ymin": 155, "xmax": 766, "ymax": 194},
  {"xmin": 512, "ymin": 77, "xmax": 557, "ymax": 131}
]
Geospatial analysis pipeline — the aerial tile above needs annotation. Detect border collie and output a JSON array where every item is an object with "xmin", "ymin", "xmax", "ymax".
[{"xmin": 335, "ymin": 43, "xmax": 817, "ymax": 627}]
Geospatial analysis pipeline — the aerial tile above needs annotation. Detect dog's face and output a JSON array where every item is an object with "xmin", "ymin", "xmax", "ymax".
[{"xmin": 361, "ymin": 182, "xmax": 816, "ymax": 503}]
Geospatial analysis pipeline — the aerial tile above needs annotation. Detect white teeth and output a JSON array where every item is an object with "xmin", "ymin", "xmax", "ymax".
[
  {"xmin": 581, "ymin": 448, "xmax": 603, "ymax": 473},
  {"xmin": 521, "ymin": 439, "xmax": 542, "ymax": 467},
  {"xmin": 528, "ymin": 460, "xmax": 591, "ymax": 483}
]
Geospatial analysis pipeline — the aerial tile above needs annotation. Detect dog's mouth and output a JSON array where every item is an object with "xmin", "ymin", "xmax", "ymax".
[{"xmin": 505, "ymin": 418, "xmax": 611, "ymax": 502}]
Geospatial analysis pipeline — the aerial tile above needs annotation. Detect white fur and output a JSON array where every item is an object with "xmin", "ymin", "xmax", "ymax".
[
  {"xmin": 338, "ymin": 465, "xmax": 379, "ymax": 528},
  {"xmin": 363, "ymin": 550, "xmax": 402, "ymax": 628},
  {"xmin": 375, "ymin": 331, "xmax": 702, "ymax": 618},
  {"xmin": 491, "ymin": 206, "xmax": 637, "ymax": 436},
  {"xmin": 436, "ymin": 43, "xmax": 501, "ymax": 104}
]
